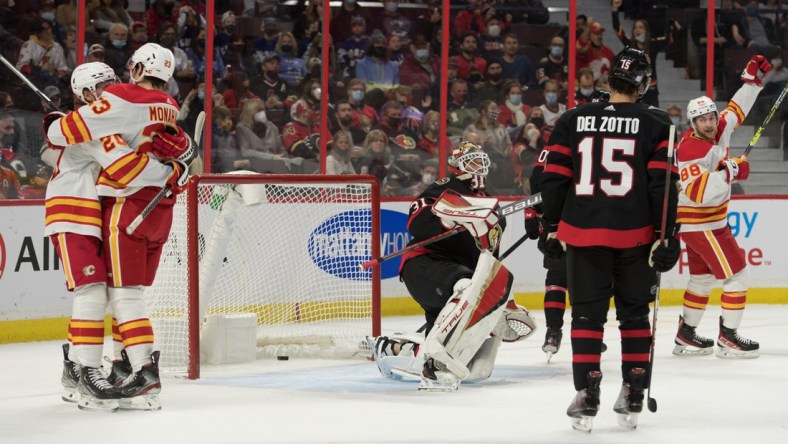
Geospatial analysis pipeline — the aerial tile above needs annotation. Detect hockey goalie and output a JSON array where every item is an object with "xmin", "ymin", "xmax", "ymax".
[{"xmin": 367, "ymin": 141, "xmax": 536, "ymax": 391}]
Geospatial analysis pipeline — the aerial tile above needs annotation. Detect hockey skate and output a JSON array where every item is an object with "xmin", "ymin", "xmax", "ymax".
[
  {"xmin": 105, "ymin": 349, "xmax": 133, "ymax": 387},
  {"xmin": 60, "ymin": 343, "xmax": 81, "ymax": 403},
  {"xmin": 613, "ymin": 368, "xmax": 646, "ymax": 430},
  {"xmin": 77, "ymin": 366, "xmax": 121, "ymax": 412},
  {"xmin": 119, "ymin": 351, "xmax": 162, "ymax": 410},
  {"xmin": 673, "ymin": 315, "xmax": 713, "ymax": 356},
  {"xmin": 542, "ymin": 327, "xmax": 562, "ymax": 363},
  {"xmin": 566, "ymin": 371, "xmax": 602, "ymax": 433},
  {"xmin": 419, "ymin": 358, "xmax": 460, "ymax": 392},
  {"xmin": 716, "ymin": 317, "xmax": 759, "ymax": 359}
]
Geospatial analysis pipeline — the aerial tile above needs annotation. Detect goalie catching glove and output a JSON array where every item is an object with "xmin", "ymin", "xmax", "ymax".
[
  {"xmin": 649, "ymin": 224, "xmax": 681, "ymax": 272},
  {"xmin": 432, "ymin": 189, "xmax": 502, "ymax": 252}
]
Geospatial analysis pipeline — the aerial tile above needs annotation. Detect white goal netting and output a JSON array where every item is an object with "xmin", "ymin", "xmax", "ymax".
[{"xmin": 144, "ymin": 174, "xmax": 380, "ymax": 377}]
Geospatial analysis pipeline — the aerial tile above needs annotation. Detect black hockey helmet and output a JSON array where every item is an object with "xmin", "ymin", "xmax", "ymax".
[{"xmin": 609, "ymin": 47, "xmax": 652, "ymax": 99}]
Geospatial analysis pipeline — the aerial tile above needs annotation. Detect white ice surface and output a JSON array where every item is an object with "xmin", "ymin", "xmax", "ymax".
[{"xmin": 1, "ymin": 305, "xmax": 787, "ymax": 444}]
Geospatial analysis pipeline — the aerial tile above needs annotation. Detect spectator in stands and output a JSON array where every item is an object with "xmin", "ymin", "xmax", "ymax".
[
  {"xmin": 380, "ymin": 0, "xmax": 413, "ymax": 42},
  {"xmin": 86, "ymin": 43, "xmax": 105, "ymax": 63},
  {"xmin": 0, "ymin": 110, "xmax": 31, "ymax": 184},
  {"xmin": 358, "ymin": 129, "xmax": 393, "ymax": 182},
  {"xmin": 299, "ymin": 19, "xmax": 321, "ymax": 58},
  {"xmin": 41, "ymin": 85, "xmax": 62, "ymax": 113},
  {"xmin": 501, "ymin": 0, "xmax": 550, "ymax": 25},
  {"xmin": 0, "ymin": 92, "xmax": 12, "ymax": 109},
  {"xmin": 130, "ymin": 21, "xmax": 147, "ymax": 51},
  {"xmin": 355, "ymin": 31, "xmax": 400, "ymax": 92},
  {"xmin": 222, "ymin": 71, "xmax": 259, "ymax": 111},
  {"xmin": 387, "ymin": 34, "xmax": 406, "ymax": 66},
  {"xmin": 740, "ymin": 1, "xmax": 780, "ymax": 53},
  {"xmin": 576, "ymin": 21, "xmax": 615, "ymax": 80},
  {"xmin": 157, "ymin": 23, "xmax": 191, "ymax": 88},
  {"xmin": 498, "ymin": 79, "xmax": 531, "ymax": 132},
  {"xmin": 454, "ymin": 0, "xmax": 489, "ymax": 39},
  {"xmin": 474, "ymin": 59, "xmax": 506, "ymax": 106},
  {"xmin": 399, "ymin": 33, "xmax": 439, "ymax": 91},
  {"xmin": 376, "ymin": 100, "xmax": 405, "ymax": 139},
  {"xmin": 0, "ymin": 159, "xmax": 22, "ymax": 199},
  {"xmin": 453, "ymin": 32, "xmax": 487, "ymax": 82},
  {"xmin": 276, "ymin": 31, "xmax": 307, "ymax": 88},
  {"xmin": 327, "ymin": 131, "xmax": 357, "ymax": 175},
  {"xmin": 537, "ymin": 35, "xmax": 569, "ymax": 91},
  {"xmin": 282, "ymin": 99, "xmax": 320, "ymax": 159},
  {"xmin": 511, "ymin": 119, "xmax": 545, "ymax": 191},
  {"xmin": 331, "ymin": 0, "xmax": 374, "ymax": 44},
  {"xmin": 173, "ymin": 1, "xmax": 204, "ymax": 50},
  {"xmin": 666, "ymin": 105, "xmax": 689, "ymax": 136},
  {"xmin": 211, "ymin": 105, "xmax": 249, "ymax": 173},
  {"xmin": 690, "ymin": 3, "xmax": 742, "ymax": 87},
  {"xmin": 611, "ymin": 0, "xmax": 678, "ymax": 107},
  {"xmin": 16, "ymin": 18, "xmax": 69, "ymax": 84},
  {"xmin": 753, "ymin": 50, "xmax": 788, "ymax": 121},
  {"xmin": 500, "ymin": 33, "xmax": 536, "ymax": 88},
  {"xmin": 337, "ymin": 15, "xmax": 370, "ymax": 80},
  {"xmin": 574, "ymin": 67, "xmax": 597, "ymax": 106},
  {"xmin": 538, "ymin": 79, "xmax": 565, "ymax": 128},
  {"xmin": 92, "ymin": 0, "xmax": 132, "ymax": 32},
  {"xmin": 235, "ymin": 98, "xmax": 286, "ymax": 167},
  {"xmin": 331, "ymin": 99, "xmax": 367, "ymax": 146},
  {"xmin": 480, "ymin": 14, "xmax": 505, "ymax": 60},
  {"xmin": 250, "ymin": 53, "xmax": 288, "ymax": 102},
  {"xmin": 145, "ymin": 0, "xmax": 176, "ymax": 39},
  {"xmin": 61, "ymin": 26, "xmax": 78, "ymax": 71},
  {"xmin": 255, "ymin": 17, "xmax": 281, "ymax": 57},
  {"xmin": 527, "ymin": 105, "xmax": 550, "ymax": 144},
  {"xmin": 215, "ymin": 11, "xmax": 236, "ymax": 67},
  {"xmin": 447, "ymin": 79, "xmax": 477, "ymax": 136},
  {"xmin": 463, "ymin": 100, "xmax": 512, "ymax": 161},
  {"xmin": 264, "ymin": 95, "xmax": 288, "ymax": 130},
  {"xmin": 177, "ymin": 82, "xmax": 205, "ymax": 137},
  {"xmin": 103, "ymin": 23, "xmax": 130, "ymax": 77},
  {"xmin": 346, "ymin": 78, "xmax": 379, "ymax": 130},
  {"xmin": 56, "ymin": 0, "xmax": 78, "ymax": 29},
  {"xmin": 186, "ymin": 28, "xmax": 226, "ymax": 82},
  {"xmin": 18, "ymin": 163, "xmax": 52, "ymax": 199},
  {"xmin": 408, "ymin": 158, "xmax": 439, "ymax": 195},
  {"xmin": 417, "ymin": 110, "xmax": 444, "ymax": 159}
]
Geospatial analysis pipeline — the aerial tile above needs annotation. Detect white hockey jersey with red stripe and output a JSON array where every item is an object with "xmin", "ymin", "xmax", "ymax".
[
  {"xmin": 46, "ymin": 83, "xmax": 179, "ymax": 198},
  {"xmin": 676, "ymin": 83, "xmax": 762, "ymax": 233}
]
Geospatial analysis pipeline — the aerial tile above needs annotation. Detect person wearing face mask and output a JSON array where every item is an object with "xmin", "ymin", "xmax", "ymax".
[
  {"xmin": 454, "ymin": 0, "xmax": 489, "ymax": 39},
  {"xmin": 345, "ymin": 78, "xmax": 379, "ymax": 129},
  {"xmin": 102, "ymin": 23, "xmax": 131, "ymax": 77},
  {"xmin": 574, "ymin": 68, "xmax": 597, "ymax": 106},
  {"xmin": 355, "ymin": 31, "xmax": 400, "ymax": 92},
  {"xmin": 185, "ymin": 28, "xmax": 226, "ymax": 81},
  {"xmin": 235, "ymin": 98, "xmax": 287, "ymax": 171},
  {"xmin": 497, "ymin": 80, "xmax": 531, "ymax": 132},
  {"xmin": 665, "ymin": 105, "xmax": 689, "ymax": 136},
  {"xmin": 215, "ymin": 11, "xmax": 236, "ymax": 66},
  {"xmin": 380, "ymin": 0, "xmax": 413, "ymax": 42},
  {"xmin": 538, "ymin": 79, "xmax": 566, "ymax": 128},
  {"xmin": 447, "ymin": 79, "xmax": 477, "ymax": 136},
  {"xmin": 156, "ymin": 23, "xmax": 191, "ymax": 86},
  {"xmin": 480, "ymin": 15, "xmax": 505, "ymax": 60},
  {"xmin": 374, "ymin": 100, "xmax": 405, "ymax": 138},
  {"xmin": 611, "ymin": 0, "xmax": 681, "ymax": 106},
  {"xmin": 211, "ymin": 105, "xmax": 250, "ymax": 173},
  {"xmin": 417, "ymin": 110, "xmax": 448, "ymax": 158},
  {"xmin": 177, "ymin": 83, "xmax": 206, "ymax": 137},
  {"xmin": 250, "ymin": 53, "xmax": 288, "ymax": 102},
  {"xmin": 537, "ymin": 36, "xmax": 569, "ymax": 90},
  {"xmin": 255, "ymin": 17, "xmax": 281, "ymax": 55},
  {"xmin": 400, "ymin": 34, "xmax": 440, "ymax": 91},
  {"xmin": 463, "ymin": 99, "xmax": 513, "ymax": 163},
  {"xmin": 326, "ymin": 131, "xmax": 357, "ymax": 175},
  {"xmin": 474, "ymin": 59, "xmax": 507, "ymax": 106},
  {"xmin": 276, "ymin": 31, "xmax": 307, "ymax": 87}
]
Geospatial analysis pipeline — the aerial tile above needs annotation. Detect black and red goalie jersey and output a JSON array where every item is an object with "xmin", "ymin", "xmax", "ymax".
[
  {"xmin": 540, "ymin": 102, "xmax": 678, "ymax": 248},
  {"xmin": 400, "ymin": 175, "xmax": 507, "ymax": 273}
]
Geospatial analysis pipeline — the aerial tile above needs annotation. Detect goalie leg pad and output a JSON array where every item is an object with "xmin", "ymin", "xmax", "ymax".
[
  {"xmin": 421, "ymin": 251, "xmax": 513, "ymax": 381},
  {"xmin": 465, "ymin": 337, "xmax": 502, "ymax": 382}
]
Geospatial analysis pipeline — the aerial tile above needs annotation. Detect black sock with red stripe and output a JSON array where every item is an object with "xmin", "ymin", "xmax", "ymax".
[
  {"xmin": 619, "ymin": 317, "xmax": 651, "ymax": 387},
  {"xmin": 571, "ymin": 317, "xmax": 604, "ymax": 391},
  {"xmin": 543, "ymin": 285, "xmax": 567, "ymax": 329}
]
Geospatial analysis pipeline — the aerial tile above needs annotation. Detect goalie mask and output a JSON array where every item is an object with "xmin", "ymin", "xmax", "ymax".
[
  {"xmin": 70, "ymin": 62, "xmax": 118, "ymax": 104},
  {"xmin": 448, "ymin": 141, "xmax": 491, "ymax": 185}
]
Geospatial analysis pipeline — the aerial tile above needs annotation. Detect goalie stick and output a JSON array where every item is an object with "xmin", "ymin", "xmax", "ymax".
[
  {"xmin": 0, "ymin": 55, "xmax": 65, "ymax": 113},
  {"xmin": 647, "ymin": 124, "xmax": 676, "ymax": 414},
  {"xmin": 126, "ymin": 114, "xmax": 204, "ymax": 235},
  {"xmin": 360, "ymin": 192, "xmax": 542, "ymax": 269},
  {"xmin": 742, "ymin": 82, "xmax": 788, "ymax": 159}
]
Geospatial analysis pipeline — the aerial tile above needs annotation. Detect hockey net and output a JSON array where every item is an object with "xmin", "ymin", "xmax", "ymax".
[{"xmin": 144, "ymin": 174, "xmax": 381, "ymax": 378}]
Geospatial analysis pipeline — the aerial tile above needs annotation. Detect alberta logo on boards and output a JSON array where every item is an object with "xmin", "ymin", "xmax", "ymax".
[{"xmin": 307, "ymin": 209, "xmax": 411, "ymax": 280}]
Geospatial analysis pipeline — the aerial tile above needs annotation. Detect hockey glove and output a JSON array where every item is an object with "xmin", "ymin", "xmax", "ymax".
[
  {"xmin": 537, "ymin": 220, "xmax": 565, "ymax": 260},
  {"xmin": 41, "ymin": 112, "xmax": 65, "ymax": 150},
  {"xmin": 152, "ymin": 124, "xmax": 190, "ymax": 158},
  {"xmin": 163, "ymin": 158, "xmax": 190, "ymax": 196},
  {"xmin": 741, "ymin": 54, "xmax": 772, "ymax": 87},
  {"xmin": 649, "ymin": 224, "xmax": 682, "ymax": 272},
  {"xmin": 523, "ymin": 208, "xmax": 541, "ymax": 240},
  {"xmin": 719, "ymin": 157, "xmax": 750, "ymax": 182}
]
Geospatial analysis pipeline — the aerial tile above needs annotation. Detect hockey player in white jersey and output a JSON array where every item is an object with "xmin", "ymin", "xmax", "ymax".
[
  {"xmin": 672, "ymin": 54, "xmax": 769, "ymax": 359},
  {"xmin": 46, "ymin": 44, "xmax": 193, "ymax": 410},
  {"xmin": 45, "ymin": 61, "xmax": 187, "ymax": 412}
]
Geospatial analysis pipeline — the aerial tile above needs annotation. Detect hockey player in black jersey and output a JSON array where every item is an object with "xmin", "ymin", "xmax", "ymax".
[
  {"xmin": 367, "ymin": 141, "xmax": 536, "ymax": 391},
  {"xmin": 539, "ymin": 47, "xmax": 681, "ymax": 432}
]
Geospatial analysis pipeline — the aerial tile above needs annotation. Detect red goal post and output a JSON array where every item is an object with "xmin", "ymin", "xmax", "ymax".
[{"xmin": 144, "ymin": 174, "xmax": 381, "ymax": 379}]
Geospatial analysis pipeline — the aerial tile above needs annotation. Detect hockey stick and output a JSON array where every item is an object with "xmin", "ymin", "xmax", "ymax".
[
  {"xmin": 126, "ymin": 119, "xmax": 203, "ymax": 235},
  {"xmin": 360, "ymin": 193, "xmax": 543, "ymax": 269},
  {"xmin": 742, "ymin": 81, "xmax": 788, "ymax": 159},
  {"xmin": 0, "ymin": 55, "xmax": 65, "ymax": 113},
  {"xmin": 647, "ymin": 125, "xmax": 676, "ymax": 413},
  {"xmin": 499, "ymin": 233, "xmax": 529, "ymax": 261}
]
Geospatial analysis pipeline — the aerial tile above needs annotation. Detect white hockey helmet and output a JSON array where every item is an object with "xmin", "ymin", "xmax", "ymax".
[
  {"xmin": 448, "ymin": 141, "xmax": 491, "ymax": 178},
  {"xmin": 70, "ymin": 62, "xmax": 118, "ymax": 104},
  {"xmin": 128, "ymin": 43, "xmax": 175, "ymax": 83},
  {"xmin": 686, "ymin": 96, "xmax": 718, "ymax": 130}
]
